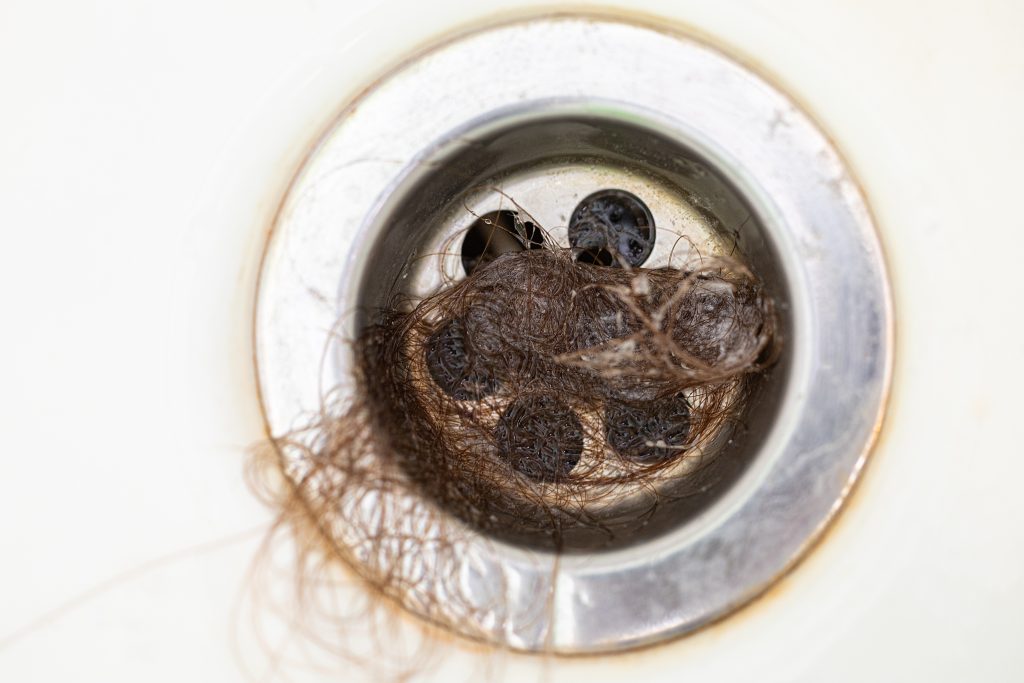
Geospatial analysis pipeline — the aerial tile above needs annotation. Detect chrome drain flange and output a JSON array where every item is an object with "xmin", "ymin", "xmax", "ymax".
[{"xmin": 255, "ymin": 15, "xmax": 893, "ymax": 653}]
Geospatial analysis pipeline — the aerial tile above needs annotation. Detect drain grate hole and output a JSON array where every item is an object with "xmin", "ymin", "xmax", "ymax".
[
  {"xmin": 461, "ymin": 209, "xmax": 543, "ymax": 275},
  {"xmin": 425, "ymin": 317, "xmax": 500, "ymax": 400},
  {"xmin": 569, "ymin": 189, "xmax": 655, "ymax": 267},
  {"xmin": 575, "ymin": 247, "xmax": 616, "ymax": 267},
  {"xmin": 605, "ymin": 395, "xmax": 691, "ymax": 463},
  {"xmin": 495, "ymin": 396, "xmax": 583, "ymax": 482}
]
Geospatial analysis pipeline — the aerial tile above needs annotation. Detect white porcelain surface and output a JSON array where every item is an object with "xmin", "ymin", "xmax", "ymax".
[{"xmin": 2, "ymin": 1, "xmax": 1022, "ymax": 680}]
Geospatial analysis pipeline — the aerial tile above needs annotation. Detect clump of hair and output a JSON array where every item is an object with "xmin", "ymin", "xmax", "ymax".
[{"xmin": 252, "ymin": 211, "xmax": 776, "ymax": 672}]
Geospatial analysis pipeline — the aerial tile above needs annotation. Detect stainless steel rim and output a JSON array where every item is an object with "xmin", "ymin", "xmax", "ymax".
[{"xmin": 254, "ymin": 15, "xmax": 893, "ymax": 653}]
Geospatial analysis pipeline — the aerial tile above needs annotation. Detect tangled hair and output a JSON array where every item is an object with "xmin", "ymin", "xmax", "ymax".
[{"xmin": 252, "ymin": 211, "xmax": 777, "ymax": 672}]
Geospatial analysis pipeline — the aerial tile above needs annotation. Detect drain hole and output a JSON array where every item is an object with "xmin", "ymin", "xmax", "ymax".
[
  {"xmin": 425, "ymin": 317, "xmax": 500, "ymax": 400},
  {"xmin": 461, "ymin": 209, "xmax": 544, "ymax": 275},
  {"xmin": 495, "ymin": 396, "xmax": 583, "ymax": 482},
  {"xmin": 605, "ymin": 395, "xmax": 691, "ymax": 463},
  {"xmin": 576, "ymin": 247, "xmax": 616, "ymax": 267},
  {"xmin": 569, "ymin": 189, "xmax": 655, "ymax": 267}
]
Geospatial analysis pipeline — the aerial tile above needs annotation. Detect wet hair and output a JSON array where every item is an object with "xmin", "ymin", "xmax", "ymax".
[{"xmin": 250, "ymin": 211, "xmax": 776, "ymax": 676}]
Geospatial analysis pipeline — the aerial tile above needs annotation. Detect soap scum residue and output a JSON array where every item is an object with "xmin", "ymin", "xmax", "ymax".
[{"xmin": 246, "ymin": 198, "xmax": 778, "ymax": 681}]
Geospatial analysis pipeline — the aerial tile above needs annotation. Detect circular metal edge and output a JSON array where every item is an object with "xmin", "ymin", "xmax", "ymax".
[{"xmin": 253, "ymin": 14, "xmax": 894, "ymax": 654}]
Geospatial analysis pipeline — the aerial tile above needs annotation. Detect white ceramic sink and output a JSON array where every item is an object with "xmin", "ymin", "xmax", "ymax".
[{"xmin": 1, "ymin": 1, "xmax": 1022, "ymax": 681}]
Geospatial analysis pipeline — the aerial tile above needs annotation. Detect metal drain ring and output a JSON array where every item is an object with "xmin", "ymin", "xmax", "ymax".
[{"xmin": 255, "ymin": 15, "xmax": 893, "ymax": 653}]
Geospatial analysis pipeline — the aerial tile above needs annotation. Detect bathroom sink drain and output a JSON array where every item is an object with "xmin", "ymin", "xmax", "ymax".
[{"xmin": 255, "ymin": 14, "xmax": 892, "ymax": 653}]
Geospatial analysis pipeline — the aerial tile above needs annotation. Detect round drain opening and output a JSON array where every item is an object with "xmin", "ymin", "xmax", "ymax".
[
  {"xmin": 255, "ymin": 15, "xmax": 892, "ymax": 654},
  {"xmin": 461, "ymin": 209, "xmax": 543, "ymax": 275},
  {"xmin": 605, "ymin": 395, "xmax": 692, "ymax": 464},
  {"xmin": 569, "ymin": 188, "xmax": 656, "ymax": 267},
  {"xmin": 496, "ymin": 395, "xmax": 585, "ymax": 483},
  {"xmin": 424, "ymin": 316, "xmax": 501, "ymax": 400},
  {"xmin": 353, "ymin": 104, "xmax": 783, "ymax": 553}
]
